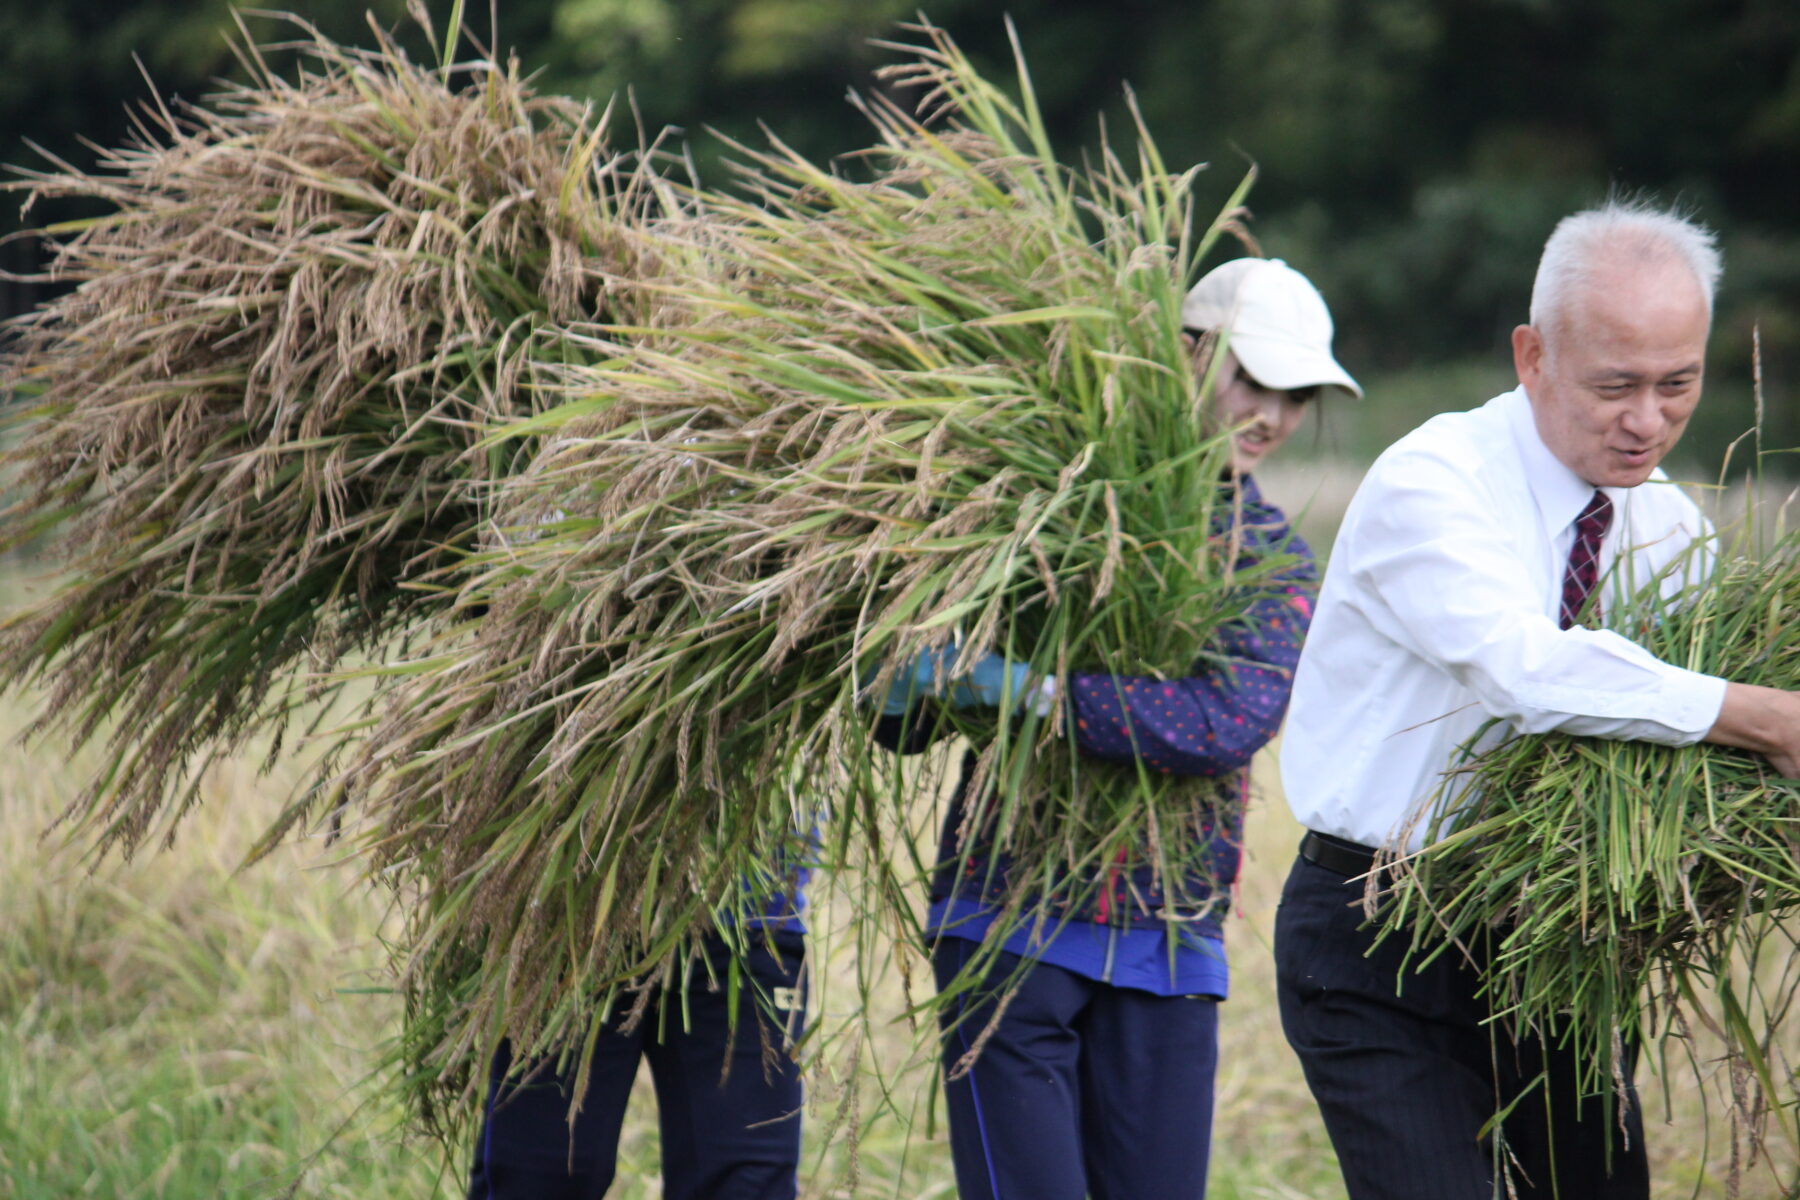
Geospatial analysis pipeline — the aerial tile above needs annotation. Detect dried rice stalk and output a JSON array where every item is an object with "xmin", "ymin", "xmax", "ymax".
[
  {"xmin": 343, "ymin": 21, "xmax": 1291, "ymax": 1130},
  {"xmin": 1, "ymin": 11, "xmax": 1298, "ymax": 1143},
  {"xmin": 0, "ymin": 13, "xmax": 663, "ymax": 853}
]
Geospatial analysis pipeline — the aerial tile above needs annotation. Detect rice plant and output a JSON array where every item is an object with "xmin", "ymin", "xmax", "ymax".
[
  {"xmin": 1, "ymin": 8, "xmax": 1302, "ymax": 1141},
  {"xmin": 0, "ymin": 11, "xmax": 662, "ymax": 857},
  {"xmin": 334, "ymin": 21, "xmax": 1297, "ymax": 1131},
  {"xmin": 1376, "ymin": 505, "xmax": 1800, "ymax": 1184}
]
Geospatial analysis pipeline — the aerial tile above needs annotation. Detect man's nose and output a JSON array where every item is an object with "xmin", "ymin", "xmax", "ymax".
[{"xmin": 1618, "ymin": 392, "xmax": 1665, "ymax": 440}]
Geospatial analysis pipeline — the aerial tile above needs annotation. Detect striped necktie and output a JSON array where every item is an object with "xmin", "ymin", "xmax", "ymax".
[{"xmin": 1559, "ymin": 490, "xmax": 1613, "ymax": 629}]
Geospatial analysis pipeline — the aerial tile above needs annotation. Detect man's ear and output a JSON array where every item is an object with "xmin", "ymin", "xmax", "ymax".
[{"xmin": 1512, "ymin": 323, "xmax": 1545, "ymax": 391}]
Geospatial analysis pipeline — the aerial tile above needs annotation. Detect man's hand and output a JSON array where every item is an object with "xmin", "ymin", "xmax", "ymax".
[{"xmin": 1707, "ymin": 683, "xmax": 1800, "ymax": 777}]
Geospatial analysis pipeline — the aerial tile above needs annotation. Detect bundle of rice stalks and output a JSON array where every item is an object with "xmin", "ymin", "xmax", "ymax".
[
  {"xmin": 343, "ymin": 22, "xmax": 1292, "ymax": 1125},
  {"xmin": 1378, "ymin": 525, "xmax": 1800, "ymax": 1166},
  {"xmin": 0, "ymin": 13, "xmax": 662, "ymax": 853}
]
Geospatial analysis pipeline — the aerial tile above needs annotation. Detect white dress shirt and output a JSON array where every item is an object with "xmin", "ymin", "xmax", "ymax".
[{"xmin": 1281, "ymin": 386, "xmax": 1728, "ymax": 851}]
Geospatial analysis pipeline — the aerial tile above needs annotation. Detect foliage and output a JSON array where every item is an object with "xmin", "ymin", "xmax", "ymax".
[
  {"xmin": 9, "ymin": 2, "xmax": 1799, "ymax": 413},
  {"xmin": 464, "ymin": 0, "xmax": 1800, "ymax": 431}
]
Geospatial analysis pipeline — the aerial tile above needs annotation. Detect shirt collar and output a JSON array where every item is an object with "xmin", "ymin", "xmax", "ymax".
[
  {"xmin": 1227, "ymin": 473, "xmax": 1264, "ymax": 506},
  {"xmin": 1503, "ymin": 385, "xmax": 1610, "ymax": 537},
  {"xmin": 1220, "ymin": 472, "xmax": 1279, "ymax": 524}
]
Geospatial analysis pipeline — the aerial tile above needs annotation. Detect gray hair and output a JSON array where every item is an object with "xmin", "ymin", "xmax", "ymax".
[{"xmin": 1528, "ymin": 200, "xmax": 1722, "ymax": 331}]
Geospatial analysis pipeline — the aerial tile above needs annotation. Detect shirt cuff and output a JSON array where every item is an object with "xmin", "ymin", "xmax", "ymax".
[
  {"xmin": 1517, "ymin": 665, "xmax": 1727, "ymax": 745},
  {"xmin": 1667, "ymin": 670, "xmax": 1730, "ymax": 744}
]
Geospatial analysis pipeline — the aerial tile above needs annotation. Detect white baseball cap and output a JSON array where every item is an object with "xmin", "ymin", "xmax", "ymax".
[{"xmin": 1180, "ymin": 258, "xmax": 1363, "ymax": 399}]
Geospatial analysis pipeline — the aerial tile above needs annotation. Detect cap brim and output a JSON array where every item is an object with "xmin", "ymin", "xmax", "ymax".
[{"xmin": 1231, "ymin": 335, "xmax": 1364, "ymax": 400}]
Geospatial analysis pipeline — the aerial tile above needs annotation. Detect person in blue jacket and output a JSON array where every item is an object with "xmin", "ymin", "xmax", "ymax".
[
  {"xmin": 465, "ymin": 880, "xmax": 810, "ymax": 1200},
  {"xmin": 877, "ymin": 258, "xmax": 1361, "ymax": 1200}
]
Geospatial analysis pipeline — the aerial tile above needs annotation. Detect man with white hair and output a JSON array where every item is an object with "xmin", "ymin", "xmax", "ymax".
[{"xmin": 1275, "ymin": 200, "xmax": 1800, "ymax": 1198}]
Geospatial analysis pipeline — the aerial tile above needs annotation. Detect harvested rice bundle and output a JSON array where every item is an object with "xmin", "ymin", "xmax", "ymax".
[
  {"xmin": 0, "ymin": 16, "xmax": 659, "ymax": 853},
  {"xmin": 346, "ymin": 22, "xmax": 1293, "ymax": 1122},
  {"xmin": 1378, "ymin": 529, "xmax": 1800, "ymax": 1156}
]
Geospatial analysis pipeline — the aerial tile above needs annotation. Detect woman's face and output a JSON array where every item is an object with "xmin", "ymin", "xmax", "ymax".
[{"xmin": 1206, "ymin": 350, "xmax": 1315, "ymax": 475}]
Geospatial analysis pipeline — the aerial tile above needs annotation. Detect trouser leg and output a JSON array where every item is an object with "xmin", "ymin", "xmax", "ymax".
[
  {"xmin": 1496, "ymin": 1019, "xmax": 1647, "ymax": 1200},
  {"xmin": 931, "ymin": 938, "xmax": 1090, "ymax": 1200},
  {"xmin": 649, "ymin": 931, "xmax": 807, "ymax": 1200},
  {"xmin": 466, "ymin": 1025, "xmax": 641, "ymax": 1200},
  {"xmin": 1276, "ymin": 851, "xmax": 1649, "ymax": 1200},
  {"xmin": 1275, "ymin": 852, "xmax": 1507, "ymax": 1200},
  {"xmin": 1079, "ymin": 986, "xmax": 1219, "ymax": 1200}
]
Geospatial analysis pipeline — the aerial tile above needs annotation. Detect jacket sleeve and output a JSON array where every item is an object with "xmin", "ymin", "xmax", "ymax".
[{"xmin": 1067, "ymin": 580, "xmax": 1313, "ymax": 776}]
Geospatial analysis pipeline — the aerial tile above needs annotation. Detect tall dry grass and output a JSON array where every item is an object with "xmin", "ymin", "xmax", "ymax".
[
  {"xmin": 0, "ymin": 576, "xmax": 451, "ymax": 1195},
  {"xmin": 1, "ymin": 11, "xmax": 1303, "ymax": 1133}
]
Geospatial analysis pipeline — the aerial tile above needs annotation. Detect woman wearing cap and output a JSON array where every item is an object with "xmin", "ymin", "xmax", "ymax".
[{"xmin": 876, "ymin": 258, "xmax": 1360, "ymax": 1199}]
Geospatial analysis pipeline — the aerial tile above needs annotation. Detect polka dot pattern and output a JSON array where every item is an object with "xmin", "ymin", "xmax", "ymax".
[{"xmin": 1067, "ymin": 483, "xmax": 1315, "ymax": 779}]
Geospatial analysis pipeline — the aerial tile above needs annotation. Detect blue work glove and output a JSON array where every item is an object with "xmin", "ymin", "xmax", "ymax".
[{"xmin": 875, "ymin": 647, "xmax": 1058, "ymax": 717}]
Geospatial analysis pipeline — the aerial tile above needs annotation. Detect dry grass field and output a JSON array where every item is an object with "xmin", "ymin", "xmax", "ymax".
[{"xmin": 3, "ymin": 454, "xmax": 1795, "ymax": 1198}]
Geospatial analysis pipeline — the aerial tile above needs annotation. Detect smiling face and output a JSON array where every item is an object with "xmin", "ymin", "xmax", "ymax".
[
  {"xmin": 1207, "ymin": 350, "xmax": 1314, "ymax": 475},
  {"xmin": 1513, "ymin": 254, "xmax": 1710, "ymax": 488}
]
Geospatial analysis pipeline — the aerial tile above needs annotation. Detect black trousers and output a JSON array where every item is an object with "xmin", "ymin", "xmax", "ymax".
[
  {"xmin": 466, "ymin": 931, "xmax": 806, "ymax": 1200},
  {"xmin": 1275, "ymin": 852, "xmax": 1648, "ymax": 1200},
  {"xmin": 932, "ymin": 938, "xmax": 1220, "ymax": 1200}
]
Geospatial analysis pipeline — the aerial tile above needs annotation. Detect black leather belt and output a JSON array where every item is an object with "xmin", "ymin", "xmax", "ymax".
[{"xmin": 1300, "ymin": 830, "xmax": 1380, "ymax": 878}]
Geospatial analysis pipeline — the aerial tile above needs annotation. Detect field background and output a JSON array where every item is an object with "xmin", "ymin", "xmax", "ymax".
[
  {"xmin": 4, "ymin": 0, "xmax": 1796, "ymax": 1190},
  {"xmin": 5, "ymin": 411, "xmax": 1794, "ymax": 1198}
]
